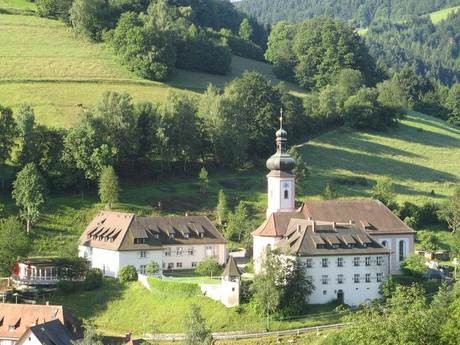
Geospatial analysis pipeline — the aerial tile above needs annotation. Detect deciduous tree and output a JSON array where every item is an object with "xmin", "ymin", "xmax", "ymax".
[
  {"xmin": 98, "ymin": 166, "xmax": 119, "ymax": 209},
  {"xmin": 12, "ymin": 163, "xmax": 47, "ymax": 234},
  {"xmin": 184, "ymin": 304, "xmax": 213, "ymax": 345},
  {"xmin": 0, "ymin": 217, "xmax": 29, "ymax": 276}
]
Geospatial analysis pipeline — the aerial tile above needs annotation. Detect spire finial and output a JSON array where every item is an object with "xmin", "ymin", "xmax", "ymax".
[{"xmin": 279, "ymin": 108, "xmax": 284, "ymax": 130}]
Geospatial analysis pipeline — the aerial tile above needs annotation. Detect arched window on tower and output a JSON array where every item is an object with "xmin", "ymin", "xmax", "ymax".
[
  {"xmin": 382, "ymin": 240, "xmax": 388, "ymax": 248},
  {"xmin": 284, "ymin": 190, "xmax": 289, "ymax": 199},
  {"xmin": 399, "ymin": 240, "xmax": 405, "ymax": 261}
]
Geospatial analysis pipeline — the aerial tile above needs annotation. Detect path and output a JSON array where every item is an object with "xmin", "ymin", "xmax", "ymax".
[{"xmin": 145, "ymin": 323, "xmax": 349, "ymax": 341}]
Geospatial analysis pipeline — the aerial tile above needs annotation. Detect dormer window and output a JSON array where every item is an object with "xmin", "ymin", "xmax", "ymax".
[
  {"xmin": 184, "ymin": 233, "xmax": 189, "ymax": 239},
  {"xmin": 170, "ymin": 233, "xmax": 175, "ymax": 239},
  {"xmin": 154, "ymin": 234, "xmax": 159, "ymax": 239},
  {"xmin": 199, "ymin": 233, "xmax": 204, "ymax": 238}
]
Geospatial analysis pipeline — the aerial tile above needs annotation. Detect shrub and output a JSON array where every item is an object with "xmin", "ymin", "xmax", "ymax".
[
  {"xmin": 404, "ymin": 216, "xmax": 418, "ymax": 229},
  {"xmin": 195, "ymin": 258, "xmax": 222, "ymax": 277},
  {"xmin": 57, "ymin": 280, "xmax": 83, "ymax": 294},
  {"xmin": 419, "ymin": 202, "xmax": 441, "ymax": 226},
  {"xmin": 84, "ymin": 268, "xmax": 103, "ymax": 290},
  {"xmin": 401, "ymin": 254, "xmax": 427, "ymax": 277},
  {"xmin": 240, "ymin": 280, "xmax": 253, "ymax": 304},
  {"xmin": 149, "ymin": 278, "xmax": 200, "ymax": 297},
  {"xmin": 119, "ymin": 265, "xmax": 138, "ymax": 283},
  {"xmin": 36, "ymin": 0, "xmax": 73, "ymax": 21}
]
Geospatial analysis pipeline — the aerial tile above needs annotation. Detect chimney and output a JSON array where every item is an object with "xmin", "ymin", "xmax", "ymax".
[
  {"xmin": 349, "ymin": 220, "xmax": 354, "ymax": 224},
  {"xmin": 185, "ymin": 212, "xmax": 189, "ymax": 217},
  {"xmin": 297, "ymin": 224, "xmax": 301, "ymax": 233},
  {"xmin": 332, "ymin": 221, "xmax": 336, "ymax": 229},
  {"xmin": 45, "ymin": 301, "xmax": 49, "ymax": 306}
]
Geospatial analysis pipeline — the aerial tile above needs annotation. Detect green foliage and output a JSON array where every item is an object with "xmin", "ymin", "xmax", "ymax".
[
  {"xmin": 343, "ymin": 87, "xmax": 400, "ymax": 130},
  {"xmin": 195, "ymin": 258, "xmax": 222, "ymax": 277},
  {"xmin": 321, "ymin": 183, "xmax": 338, "ymax": 200},
  {"xmin": 149, "ymin": 278, "xmax": 201, "ymax": 297},
  {"xmin": 198, "ymin": 167, "xmax": 209, "ymax": 194},
  {"xmin": 238, "ymin": 18, "xmax": 253, "ymax": 41},
  {"xmin": 446, "ymin": 83, "xmax": 460, "ymax": 125},
  {"xmin": 225, "ymin": 201, "xmax": 250, "ymax": 242},
  {"xmin": 379, "ymin": 275, "xmax": 397, "ymax": 300},
  {"xmin": 184, "ymin": 304, "xmax": 213, "ymax": 345},
  {"xmin": 119, "ymin": 265, "xmax": 138, "ymax": 283},
  {"xmin": 80, "ymin": 321, "xmax": 104, "ymax": 345},
  {"xmin": 0, "ymin": 104, "xmax": 17, "ymax": 164},
  {"xmin": 98, "ymin": 166, "xmax": 119, "ymax": 208},
  {"xmin": 0, "ymin": 217, "xmax": 29, "ymax": 276},
  {"xmin": 323, "ymin": 284, "xmax": 455, "ymax": 345},
  {"xmin": 36, "ymin": 0, "xmax": 73, "ymax": 21},
  {"xmin": 216, "ymin": 189, "xmax": 228, "ymax": 225},
  {"xmin": 146, "ymin": 261, "xmax": 160, "ymax": 276},
  {"xmin": 371, "ymin": 178, "xmax": 397, "ymax": 210},
  {"xmin": 84, "ymin": 268, "xmax": 103, "ymax": 290},
  {"xmin": 70, "ymin": 0, "xmax": 110, "ymax": 41},
  {"xmin": 265, "ymin": 18, "xmax": 378, "ymax": 90},
  {"xmin": 289, "ymin": 147, "xmax": 309, "ymax": 193},
  {"xmin": 438, "ymin": 186, "xmax": 460, "ymax": 233},
  {"xmin": 57, "ymin": 280, "xmax": 83, "ymax": 294},
  {"xmin": 252, "ymin": 251, "xmax": 314, "ymax": 325},
  {"xmin": 401, "ymin": 254, "xmax": 427, "ymax": 277},
  {"xmin": 12, "ymin": 163, "xmax": 47, "ymax": 234}
]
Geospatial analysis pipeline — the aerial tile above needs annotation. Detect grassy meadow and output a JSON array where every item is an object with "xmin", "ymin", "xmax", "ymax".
[
  {"xmin": 49, "ymin": 279, "xmax": 341, "ymax": 335},
  {"xmin": 429, "ymin": 5, "xmax": 460, "ymax": 24},
  {"xmin": 0, "ymin": 11, "xmax": 302, "ymax": 128}
]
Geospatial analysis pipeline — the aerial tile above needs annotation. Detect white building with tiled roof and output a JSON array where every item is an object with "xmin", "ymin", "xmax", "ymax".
[
  {"xmin": 252, "ymin": 117, "xmax": 415, "ymax": 306},
  {"xmin": 79, "ymin": 212, "xmax": 227, "ymax": 278}
]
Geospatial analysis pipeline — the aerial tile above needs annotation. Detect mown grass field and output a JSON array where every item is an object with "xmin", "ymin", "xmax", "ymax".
[
  {"xmin": 429, "ymin": 5, "xmax": 460, "ymax": 24},
  {"xmin": 49, "ymin": 279, "xmax": 341, "ymax": 335},
  {"xmin": 0, "ymin": 10, "xmax": 302, "ymax": 128}
]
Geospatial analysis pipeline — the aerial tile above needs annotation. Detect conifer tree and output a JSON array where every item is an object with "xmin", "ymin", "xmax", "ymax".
[
  {"xmin": 322, "ymin": 182, "xmax": 338, "ymax": 200},
  {"xmin": 198, "ymin": 167, "xmax": 209, "ymax": 194},
  {"xmin": 98, "ymin": 166, "xmax": 119, "ymax": 209},
  {"xmin": 184, "ymin": 304, "xmax": 213, "ymax": 345},
  {"xmin": 216, "ymin": 189, "xmax": 228, "ymax": 225}
]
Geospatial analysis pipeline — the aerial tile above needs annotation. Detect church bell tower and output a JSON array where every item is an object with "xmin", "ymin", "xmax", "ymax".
[{"xmin": 265, "ymin": 110, "xmax": 296, "ymax": 218}]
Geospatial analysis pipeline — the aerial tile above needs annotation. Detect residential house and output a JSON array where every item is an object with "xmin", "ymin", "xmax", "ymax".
[
  {"xmin": 79, "ymin": 212, "xmax": 227, "ymax": 277},
  {"xmin": 15, "ymin": 320, "xmax": 73, "ymax": 345}
]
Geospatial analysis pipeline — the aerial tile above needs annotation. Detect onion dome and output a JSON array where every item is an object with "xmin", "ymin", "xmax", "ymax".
[{"xmin": 266, "ymin": 111, "xmax": 296, "ymax": 173}]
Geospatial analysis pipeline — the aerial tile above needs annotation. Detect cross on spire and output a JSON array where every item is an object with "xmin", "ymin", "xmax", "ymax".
[{"xmin": 279, "ymin": 108, "xmax": 284, "ymax": 130}]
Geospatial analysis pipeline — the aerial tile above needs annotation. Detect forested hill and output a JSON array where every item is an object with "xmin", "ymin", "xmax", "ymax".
[{"xmin": 238, "ymin": 0, "xmax": 460, "ymax": 26}]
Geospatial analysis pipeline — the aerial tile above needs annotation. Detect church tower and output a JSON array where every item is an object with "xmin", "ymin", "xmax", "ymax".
[{"xmin": 265, "ymin": 111, "xmax": 296, "ymax": 218}]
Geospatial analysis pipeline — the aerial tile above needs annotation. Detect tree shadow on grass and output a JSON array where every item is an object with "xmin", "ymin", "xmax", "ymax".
[
  {"xmin": 407, "ymin": 113, "xmax": 460, "ymax": 137},
  {"xmin": 300, "ymin": 144, "xmax": 458, "ymax": 184}
]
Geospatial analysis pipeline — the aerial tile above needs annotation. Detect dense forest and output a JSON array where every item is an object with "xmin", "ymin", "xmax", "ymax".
[
  {"xmin": 238, "ymin": 0, "xmax": 460, "ymax": 27},
  {"xmin": 366, "ymin": 13, "xmax": 460, "ymax": 86}
]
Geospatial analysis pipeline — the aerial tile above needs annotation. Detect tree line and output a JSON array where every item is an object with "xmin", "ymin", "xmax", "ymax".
[{"xmin": 33, "ymin": 0, "xmax": 268, "ymax": 80}]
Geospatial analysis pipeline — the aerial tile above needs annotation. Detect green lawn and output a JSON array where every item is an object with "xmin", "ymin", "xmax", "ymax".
[
  {"xmin": 0, "ymin": 12, "xmax": 301, "ymax": 128},
  {"xmin": 298, "ymin": 111, "xmax": 460, "ymax": 204},
  {"xmin": 49, "ymin": 279, "xmax": 342, "ymax": 335},
  {"xmin": 429, "ymin": 5, "xmax": 460, "ymax": 24},
  {"xmin": 0, "ymin": 0, "xmax": 35, "ymax": 13}
]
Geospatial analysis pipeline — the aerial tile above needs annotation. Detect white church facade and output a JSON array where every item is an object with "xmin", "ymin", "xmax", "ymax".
[{"xmin": 253, "ymin": 116, "xmax": 415, "ymax": 306}]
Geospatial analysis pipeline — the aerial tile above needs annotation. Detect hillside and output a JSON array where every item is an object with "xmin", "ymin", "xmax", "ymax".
[
  {"xmin": 429, "ymin": 5, "xmax": 460, "ymax": 23},
  {"xmin": 238, "ymin": 0, "xmax": 460, "ymax": 26},
  {"xmin": 0, "ymin": 11, "xmax": 302, "ymax": 128}
]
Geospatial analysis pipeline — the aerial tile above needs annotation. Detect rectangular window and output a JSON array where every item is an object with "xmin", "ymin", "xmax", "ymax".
[
  {"xmin": 140, "ymin": 251, "xmax": 147, "ymax": 258},
  {"xmin": 176, "ymin": 262, "xmax": 182, "ymax": 268},
  {"xmin": 176, "ymin": 247, "xmax": 183, "ymax": 256},
  {"xmin": 377, "ymin": 273, "xmax": 383, "ymax": 282},
  {"xmin": 323, "ymin": 290, "xmax": 327, "ymax": 295},
  {"xmin": 337, "ymin": 274, "xmax": 344, "ymax": 284},
  {"xmin": 188, "ymin": 248, "xmax": 194, "ymax": 256},
  {"xmin": 164, "ymin": 248, "xmax": 171, "ymax": 256},
  {"xmin": 191, "ymin": 262, "xmax": 197, "ymax": 268},
  {"xmin": 139, "ymin": 265, "xmax": 146, "ymax": 274},
  {"xmin": 377, "ymin": 256, "xmax": 383, "ymax": 266},
  {"xmin": 321, "ymin": 275, "xmax": 328, "ymax": 285},
  {"xmin": 321, "ymin": 258, "xmax": 328, "ymax": 268},
  {"xmin": 365, "ymin": 273, "xmax": 371, "ymax": 283},
  {"xmin": 337, "ymin": 258, "xmax": 343, "ymax": 267},
  {"xmin": 167, "ymin": 263, "xmax": 174, "ymax": 269},
  {"xmin": 205, "ymin": 246, "xmax": 213, "ymax": 257},
  {"xmin": 354, "ymin": 274, "xmax": 360, "ymax": 283},
  {"xmin": 353, "ymin": 257, "xmax": 360, "ymax": 267},
  {"xmin": 365, "ymin": 257, "xmax": 371, "ymax": 266},
  {"xmin": 306, "ymin": 258, "xmax": 313, "ymax": 268}
]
